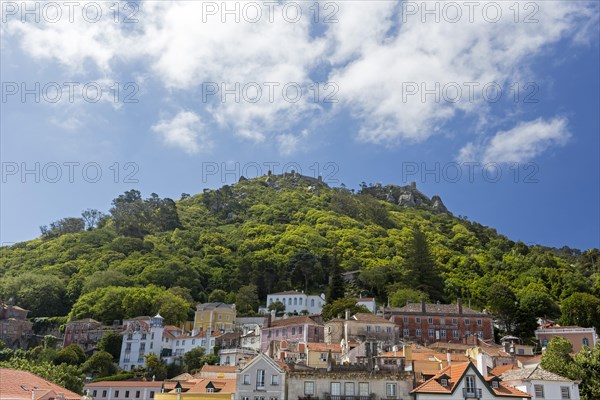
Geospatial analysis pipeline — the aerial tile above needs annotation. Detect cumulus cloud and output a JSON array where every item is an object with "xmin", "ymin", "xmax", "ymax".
[
  {"xmin": 2, "ymin": 0, "xmax": 595, "ymax": 154},
  {"xmin": 458, "ymin": 117, "xmax": 571, "ymax": 163},
  {"xmin": 276, "ymin": 130, "xmax": 310, "ymax": 155},
  {"xmin": 151, "ymin": 111, "xmax": 209, "ymax": 154}
]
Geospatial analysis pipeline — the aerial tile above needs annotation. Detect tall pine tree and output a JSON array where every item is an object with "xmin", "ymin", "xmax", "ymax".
[{"xmin": 404, "ymin": 227, "xmax": 445, "ymax": 301}]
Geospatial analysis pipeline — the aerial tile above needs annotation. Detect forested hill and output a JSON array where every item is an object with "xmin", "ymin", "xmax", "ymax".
[{"xmin": 1, "ymin": 173, "xmax": 598, "ymax": 337}]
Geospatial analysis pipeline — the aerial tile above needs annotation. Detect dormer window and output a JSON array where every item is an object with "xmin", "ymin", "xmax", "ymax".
[
  {"xmin": 440, "ymin": 378, "xmax": 448, "ymax": 387},
  {"xmin": 492, "ymin": 381, "xmax": 499, "ymax": 388}
]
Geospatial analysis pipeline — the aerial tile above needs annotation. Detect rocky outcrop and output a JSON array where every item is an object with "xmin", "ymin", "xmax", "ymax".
[{"xmin": 360, "ymin": 182, "xmax": 451, "ymax": 214}]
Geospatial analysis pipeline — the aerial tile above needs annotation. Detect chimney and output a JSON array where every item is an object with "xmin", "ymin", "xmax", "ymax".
[
  {"xmin": 345, "ymin": 309, "xmax": 350, "ymax": 320},
  {"xmin": 476, "ymin": 353, "xmax": 488, "ymax": 376},
  {"xmin": 421, "ymin": 297, "xmax": 426, "ymax": 313},
  {"xmin": 447, "ymin": 352, "xmax": 451, "ymax": 366},
  {"xmin": 457, "ymin": 298, "xmax": 463, "ymax": 314}
]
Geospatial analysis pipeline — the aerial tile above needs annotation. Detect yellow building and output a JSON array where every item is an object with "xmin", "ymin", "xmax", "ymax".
[
  {"xmin": 194, "ymin": 303, "xmax": 236, "ymax": 333},
  {"xmin": 305, "ymin": 342, "xmax": 342, "ymax": 368},
  {"xmin": 156, "ymin": 378, "xmax": 236, "ymax": 400}
]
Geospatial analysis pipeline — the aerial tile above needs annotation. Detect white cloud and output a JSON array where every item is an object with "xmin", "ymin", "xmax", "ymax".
[
  {"xmin": 276, "ymin": 130, "xmax": 310, "ymax": 155},
  {"xmin": 2, "ymin": 0, "xmax": 595, "ymax": 154},
  {"xmin": 458, "ymin": 117, "xmax": 571, "ymax": 163},
  {"xmin": 151, "ymin": 111, "xmax": 208, "ymax": 154}
]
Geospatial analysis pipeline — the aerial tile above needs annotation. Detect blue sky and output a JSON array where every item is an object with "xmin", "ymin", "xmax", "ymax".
[{"xmin": 1, "ymin": 0, "xmax": 599, "ymax": 250}]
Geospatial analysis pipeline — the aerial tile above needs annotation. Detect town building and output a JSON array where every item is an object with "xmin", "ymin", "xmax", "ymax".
[
  {"xmin": 0, "ymin": 368, "xmax": 81, "ymax": 400},
  {"xmin": 266, "ymin": 291, "xmax": 325, "ymax": 314},
  {"xmin": 287, "ymin": 368, "xmax": 414, "ymax": 400},
  {"xmin": 535, "ymin": 325, "xmax": 597, "ymax": 352},
  {"xmin": 84, "ymin": 381, "xmax": 163, "ymax": 400},
  {"xmin": 500, "ymin": 365, "xmax": 581, "ymax": 400},
  {"xmin": 411, "ymin": 361, "xmax": 530, "ymax": 400},
  {"xmin": 325, "ymin": 312, "xmax": 398, "ymax": 345},
  {"xmin": 62, "ymin": 318, "xmax": 113, "ymax": 352},
  {"xmin": 304, "ymin": 342, "xmax": 343, "ymax": 368},
  {"xmin": 236, "ymin": 353, "xmax": 286, "ymax": 400},
  {"xmin": 194, "ymin": 303, "xmax": 236, "ymax": 333},
  {"xmin": 198, "ymin": 364, "xmax": 237, "ymax": 379},
  {"xmin": 119, "ymin": 314, "xmax": 168, "ymax": 370},
  {"xmin": 0, "ymin": 300, "xmax": 33, "ymax": 349},
  {"xmin": 356, "ymin": 297, "xmax": 377, "ymax": 313},
  {"xmin": 386, "ymin": 298, "xmax": 494, "ymax": 344},
  {"xmin": 261, "ymin": 314, "xmax": 324, "ymax": 353},
  {"xmin": 218, "ymin": 348, "xmax": 257, "ymax": 367}
]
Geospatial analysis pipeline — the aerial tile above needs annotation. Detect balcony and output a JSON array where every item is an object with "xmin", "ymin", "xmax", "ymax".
[
  {"xmin": 462, "ymin": 388, "xmax": 482, "ymax": 398},
  {"xmin": 326, "ymin": 396, "xmax": 373, "ymax": 400}
]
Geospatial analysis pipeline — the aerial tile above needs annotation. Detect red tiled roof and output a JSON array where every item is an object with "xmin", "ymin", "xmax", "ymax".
[
  {"xmin": 351, "ymin": 313, "xmax": 393, "ymax": 323},
  {"xmin": 270, "ymin": 315, "xmax": 322, "ymax": 327},
  {"xmin": 490, "ymin": 365, "xmax": 519, "ymax": 376},
  {"xmin": 199, "ymin": 365, "xmax": 237, "ymax": 373},
  {"xmin": 306, "ymin": 343, "xmax": 342, "ymax": 352},
  {"xmin": 0, "ymin": 368, "xmax": 81, "ymax": 400},
  {"xmin": 85, "ymin": 381, "xmax": 163, "ymax": 387},
  {"xmin": 411, "ymin": 362, "xmax": 530, "ymax": 398}
]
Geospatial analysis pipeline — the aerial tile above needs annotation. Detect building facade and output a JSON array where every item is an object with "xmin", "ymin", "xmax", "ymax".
[
  {"xmin": 236, "ymin": 353, "xmax": 286, "ymax": 400},
  {"xmin": 84, "ymin": 382, "xmax": 163, "ymax": 400},
  {"xmin": 261, "ymin": 315, "xmax": 324, "ymax": 353},
  {"xmin": 325, "ymin": 313, "xmax": 398, "ymax": 345},
  {"xmin": 266, "ymin": 291, "xmax": 325, "ymax": 314},
  {"xmin": 386, "ymin": 298, "xmax": 494, "ymax": 344},
  {"xmin": 62, "ymin": 318, "xmax": 113, "ymax": 351},
  {"xmin": 501, "ymin": 366, "xmax": 581, "ymax": 400},
  {"xmin": 119, "ymin": 315, "xmax": 165, "ymax": 370},
  {"xmin": 194, "ymin": 303, "xmax": 236, "ymax": 333},
  {"xmin": 535, "ymin": 325, "xmax": 597, "ymax": 353},
  {"xmin": 0, "ymin": 301, "xmax": 33, "ymax": 349}
]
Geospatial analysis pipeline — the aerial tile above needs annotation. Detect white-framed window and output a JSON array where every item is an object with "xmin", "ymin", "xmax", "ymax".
[
  {"xmin": 440, "ymin": 318, "xmax": 445, "ymax": 324},
  {"xmin": 440, "ymin": 378, "xmax": 448, "ymax": 386},
  {"xmin": 386, "ymin": 383, "xmax": 397, "ymax": 397},
  {"xmin": 358, "ymin": 383, "xmax": 369, "ymax": 396},
  {"xmin": 560, "ymin": 386, "xmax": 570, "ymax": 399},
  {"xmin": 403, "ymin": 317, "xmax": 408, "ymax": 323},
  {"xmin": 271, "ymin": 375, "xmax": 279, "ymax": 385},
  {"xmin": 428, "ymin": 328, "xmax": 434, "ymax": 337},
  {"xmin": 453, "ymin": 330, "xmax": 459, "ymax": 338},
  {"xmin": 583, "ymin": 337, "xmax": 590, "ymax": 346},
  {"xmin": 534, "ymin": 384, "xmax": 544, "ymax": 398},
  {"xmin": 304, "ymin": 381, "xmax": 315, "ymax": 396},
  {"xmin": 440, "ymin": 330, "xmax": 447, "ymax": 338},
  {"xmin": 376, "ymin": 326, "xmax": 381, "ymax": 332},
  {"xmin": 492, "ymin": 381, "xmax": 499, "ymax": 388},
  {"xmin": 428, "ymin": 318, "xmax": 433, "ymax": 324},
  {"xmin": 256, "ymin": 370, "xmax": 265, "ymax": 389},
  {"xmin": 330, "ymin": 382, "xmax": 341, "ymax": 396},
  {"xmin": 344, "ymin": 382, "xmax": 355, "ymax": 396},
  {"xmin": 416, "ymin": 329, "xmax": 421, "ymax": 337},
  {"xmin": 465, "ymin": 376, "xmax": 476, "ymax": 393},
  {"xmin": 366, "ymin": 325, "xmax": 372, "ymax": 332},
  {"xmin": 403, "ymin": 329, "xmax": 409, "ymax": 337},
  {"xmin": 465, "ymin": 319, "xmax": 471, "ymax": 325},
  {"xmin": 477, "ymin": 319, "xmax": 482, "ymax": 325},
  {"xmin": 243, "ymin": 374, "xmax": 250, "ymax": 385},
  {"xmin": 416, "ymin": 317, "xmax": 421, "ymax": 323}
]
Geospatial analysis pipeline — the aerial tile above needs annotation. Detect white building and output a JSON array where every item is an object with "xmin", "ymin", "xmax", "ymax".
[
  {"xmin": 501, "ymin": 365, "xmax": 581, "ymax": 400},
  {"xmin": 84, "ymin": 381, "xmax": 162, "ymax": 400},
  {"xmin": 236, "ymin": 353, "xmax": 286, "ymax": 400},
  {"xmin": 266, "ymin": 291, "xmax": 325, "ymax": 314},
  {"xmin": 356, "ymin": 297, "xmax": 377, "ymax": 313},
  {"xmin": 119, "ymin": 314, "xmax": 165, "ymax": 371}
]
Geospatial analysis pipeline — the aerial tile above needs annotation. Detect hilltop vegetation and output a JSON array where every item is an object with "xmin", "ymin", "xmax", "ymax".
[{"xmin": 1, "ymin": 174, "xmax": 598, "ymax": 339}]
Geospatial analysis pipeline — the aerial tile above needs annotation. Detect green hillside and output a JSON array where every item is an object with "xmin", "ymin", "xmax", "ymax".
[{"xmin": 1, "ymin": 173, "xmax": 598, "ymax": 338}]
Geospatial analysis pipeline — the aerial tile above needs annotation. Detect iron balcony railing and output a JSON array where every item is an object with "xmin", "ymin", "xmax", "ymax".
[{"xmin": 463, "ymin": 388, "xmax": 482, "ymax": 398}]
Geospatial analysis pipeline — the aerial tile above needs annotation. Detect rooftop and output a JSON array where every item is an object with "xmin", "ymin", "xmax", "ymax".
[
  {"xmin": 1, "ymin": 368, "xmax": 81, "ymax": 400},
  {"xmin": 388, "ymin": 302, "xmax": 488, "ymax": 316},
  {"xmin": 501, "ymin": 365, "xmax": 579, "ymax": 383}
]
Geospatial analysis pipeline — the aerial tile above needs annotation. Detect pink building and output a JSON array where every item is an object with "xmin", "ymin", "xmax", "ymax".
[{"xmin": 261, "ymin": 314, "xmax": 324, "ymax": 352}]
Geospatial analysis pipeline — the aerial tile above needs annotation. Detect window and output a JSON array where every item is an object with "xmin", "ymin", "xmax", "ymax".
[
  {"xmin": 282, "ymin": 328, "xmax": 287, "ymax": 336},
  {"xmin": 311, "ymin": 299, "xmax": 315, "ymax": 307},
  {"xmin": 465, "ymin": 319, "xmax": 471, "ymax": 325},
  {"xmin": 560, "ymin": 386, "xmax": 570, "ymax": 399},
  {"xmin": 294, "ymin": 298, "xmax": 297, "ymax": 305},
  {"xmin": 102, "ymin": 391, "xmax": 107, "ymax": 398},
  {"xmin": 93, "ymin": 391, "xmax": 97, "ymax": 397},
  {"xmin": 440, "ymin": 329, "xmax": 446, "ymax": 337},
  {"xmin": 176, "ymin": 340, "xmax": 180, "ymax": 346},
  {"xmin": 465, "ymin": 376, "xmax": 476, "ymax": 393},
  {"xmin": 440, "ymin": 318, "xmax": 445, "ymax": 324},
  {"xmin": 299, "ymin": 326, "xmax": 303, "ymax": 335},
  {"xmin": 140, "ymin": 343, "xmax": 145, "ymax": 351},
  {"xmin": 477, "ymin": 319, "xmax": 482, "ymax": 325},
  {"xmin": 135, "ymin": 391, "xmax": 140, "ymax": 399},
  {"xmin": 243, "ymin": 374, "xmax": 250, "ymax": 385},
  {"xmin": 288, "ymin": 298, "xmax": 292, "ymax": 305},
  {"xmin": 366, "ymin": 325, "xmax": 372, "ymax": 332},
  {"xmin": 304, "ymin": 382, "xmax": 315, "ymax": 396},
  {"xmin": 534, "ymin": 384, "xmax": 544, "ymax": 398},
  {"xmin": 416, "ymin": 329, "xmax": 421, "ymax": 337},
  {"xmin": 125, "ymin": 391, "xmax": 130, "ymax": 398},
  {"xmin": 125, "ymin": 343, "xmax": 132, "ymax": 351},
  {"xmin": 292, "ymin": 327, "xmax": 296, "ymax": 335},
  {"xmin": 345, "ymin": 382, "xmax": 355, "ymax": 396},
  {"xmin": 218, "ymin": 314, "xmax": 222, "ymax": 320},
  {"xmin": 299, "ymin": 298, "xmax": 303, "ymax": 305},
  {"xmin": 358, "ymin": 383, "xmax": 369, "ymax": 396},
  {"xmin": 256, "ymin": 369, "xmax": 266, "ymax": 389},
  {"xmin": 428, "ymin": 328, "xmax": 435, "ymax": 337},
  {"xmin": 127, "ymin": 333, "xmax": 133, "ymax": 340},
  {"xmin": 542, "ymin": 338, "xmax": 548, "ymax": 347},
  {"xmin": 386, "ymin": 383, "xmax": 397, "ymax": 397},
  {"xmin": 141, "ymin": 333, "xmax": 147, "ymax": 340},
  {"xmin": 386, "ymin": 326, "xmax": 392, "ymax": 333},
  {"xmin": 452, "ymin": 318, "xmax": 458, "ymax": 324},
  {"xmin": 115, "ymin": 391, "xmax": 119, "ymax": 398},
  {"xmin": 149, "ymin": 392, "xmax": 154, "ymax": 399},
  {"xmin": 271, "ymin": 375, "xmax": 279, "ymax": 385},
  {"xmin": 428, "ymin": 318, "xmax": 433, "ymax": 324},
  {"xmin": 440, "ymin": 378, "xmax": 448, "ymax": 386},
  {"xmin": 518, "ymin": 348, "xmax": 524, "ymax": 355},
  {"xmin": 403, "ymin": 329, "xmax": 409, "ymax": 337},
  {"xmin": 583, "ymin": 337, "xmax": 590, "ymax": 346},
  {"xmin": 330, "ymin": 382, "xmax": 341, "ymax": 396},
  {"xmin": 403, "ymin": 317, "xmax": 408, "ymax": 323},
  {"xmin": 416, "ymin": 317, "xmax": 421, "ymax": 323},
  {"xmin": 376, "ymin": 326, "xmax": 381, "ymax": 332}
]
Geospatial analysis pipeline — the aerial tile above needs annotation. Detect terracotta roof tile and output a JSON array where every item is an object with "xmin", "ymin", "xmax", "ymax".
[
  {"xmin": 306, "ymin": 343, "xmax": 342, "ymax": 352},
  {"xmin": 199, "ymin": 365, "xmax": 237, "ymax": 373},
  {"xmin": 1, "ymin": 368, "xmax": 81, "ymax": 400}
]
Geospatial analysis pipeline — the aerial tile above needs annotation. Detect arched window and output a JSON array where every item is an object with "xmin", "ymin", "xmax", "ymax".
[
  {"xmin": 542, "ymin": 339, "xmax": 548, "ymax": 347},
  {"xmin": 583, "ymin": 337, "xmax": 590, "ymax": 347},
  {"xmin": 294, "ymin": 298, "xmax": 298, "ymax": 306},
  {"xmin": 288, "ymin": 298, "xmax": 292, "ymax": 305},
  {"xmin": 225, "ymin": 356, "xmax": 230, "ymax": 365},
  {"xmin": 311, "ymin": 299, "xmax": 315, "ymax": 307}
]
